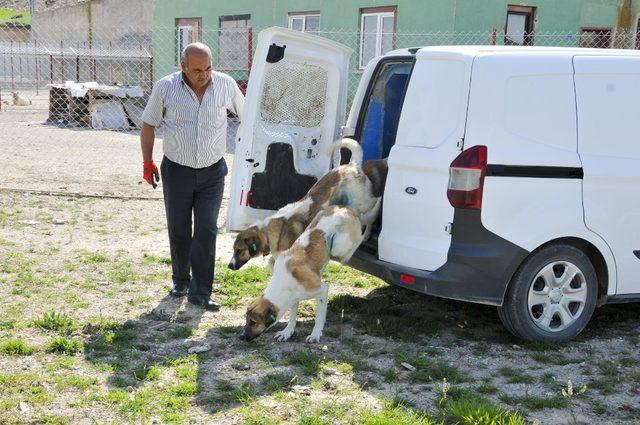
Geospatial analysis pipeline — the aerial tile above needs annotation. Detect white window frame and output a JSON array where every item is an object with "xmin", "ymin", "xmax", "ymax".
[
  {"xmin": 177, "ymin": 26, "xmax": 191, "ymax": 62},
  {"xmin": 288, "ymin": 13, "xmax": 320, "ymax": 34},
  {"xmin": 359, "ymin": 10, "xmax": 396, "ymax": 70},
  {"xmin": 175, "ymin": 18, "xmax": 201, "ymax": 66}
]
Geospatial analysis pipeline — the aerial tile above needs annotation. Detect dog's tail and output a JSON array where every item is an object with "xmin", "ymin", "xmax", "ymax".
[{"xmin": 325, "ymin": 138, "xmax": 363, "ymax": 168}]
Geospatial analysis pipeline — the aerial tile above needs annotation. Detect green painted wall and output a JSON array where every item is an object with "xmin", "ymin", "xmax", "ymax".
[{"xmin": 152, "ymin": 0, "xmax": 632, "ymax": 80}]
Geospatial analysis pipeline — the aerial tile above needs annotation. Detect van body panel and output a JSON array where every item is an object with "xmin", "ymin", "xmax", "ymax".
[
  {"xmin": 377, "ymin": 53, "xmax": 473, "ymax": 271},
  {"xmin": 464, "ymin": 53, "xmax": 581, "ymax": 166},
  {"xmin": 481, "ymin": 177, "xmax": 618, "ymax": 295},
  {"xmin": 227, "ymin": 27, "xmax": 352, "ymax": 231},
  {"xmin": 574, "ymin": 55, "xmax": 640, "ymax": 295}
]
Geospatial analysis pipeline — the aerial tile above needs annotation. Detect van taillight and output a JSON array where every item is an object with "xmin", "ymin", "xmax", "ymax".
[{"xmin": 447, "ymin": 145, "xmax": 487, "ymax": 210}]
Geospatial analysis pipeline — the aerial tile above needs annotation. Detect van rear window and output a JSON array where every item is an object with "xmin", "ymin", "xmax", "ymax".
[{"xmin": 356, "ymin": 58, "xmax": 414, "ymax": 161}]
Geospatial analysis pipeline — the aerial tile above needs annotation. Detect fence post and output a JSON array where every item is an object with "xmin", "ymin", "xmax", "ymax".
[
  {"xmin": 60, "ymin": 40, "xmax": 64, "ymax": 83},
  {"xmin": 143, "ymin": 46, "xmax": 152, "ymax": 93},
  {"xmin": 34, "ymin": 39, "xmax": 39, "ymax": 96},
  {"xmin": 247, "ymin": 26, "xmax": 253, "ymax": 73},
  {"xmin": 19, "ymin": 43, "xmax": 23, "ymax": 84},
  {"xmin": 109, "ymin": 41, "xmax": 113, "ymax": 83},
  {"xmin": 10, "ymin": 40, "xmax": 14, "ymax": 92},
  {"xmin": 70, "ymin": 47, "xmax": 79, "ymax": 82}
]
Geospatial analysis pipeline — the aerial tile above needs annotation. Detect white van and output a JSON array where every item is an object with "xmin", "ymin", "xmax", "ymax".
[{"xmin": 228, "ymin": 27, "xmax": 640, "ymax": 342}]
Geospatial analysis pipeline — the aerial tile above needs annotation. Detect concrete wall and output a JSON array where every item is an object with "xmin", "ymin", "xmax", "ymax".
[
  {"xmin": 31, "ymin": 0, "xmax": 154, "ymax": 46},
  {"xmin": 0, "ymin": 24, "xmax": 30, "ymax": 42}
]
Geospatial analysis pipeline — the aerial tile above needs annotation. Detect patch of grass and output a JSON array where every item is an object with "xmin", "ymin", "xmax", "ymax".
[
  {"xmin": 211, "ymin": 379, "xmax": 257, "ymax": 405},
  {"xmin": 520, "ymin": 341, "xmax": 566, "ymax": 352},
  {"xmin": 396, "ymin": 352, "xmax": 468, "ymax": 384},
  {"xmin": 167, "ymin": 325, "xmax": 195, "ymax": 339},
  {"xmin": 45, "ymin": 355, "xmax": 78, "ymax": 372},
  {"xmin": 328, "ymin": 293, "xmax": 443, "ymax": 341},
  {"xmin": 53, "ymin": 375, "xmax": 98, "ymax": 390},
  {"xmin": 588, "ymin": 377, "xmax": 617, "ymax": 394},
  {"xmin": 619, "ymin": 356, "xmax": 635, "ymax": 367},
  {"xmin": 471, "ymin": 342, "xmax": 491, "ymax": 356},
  {"xmin": 285, "ymin": 350, "xmax": 324, "ymax": 375},
  {"xmin": 33, "ymin": 312, "xmax": 77, "ymax": 335},
  {"xmin": 361, "ymin": 400, "xmax": 435, "ymax": 424},
  {"xmin": 441, "ymin": 396, "xmax": 526, "ymax": 425},
  {"xmin": 133, "ymin": 364, "xmax": 161, "ymax": 381},
  {"xmin": 141, "ymin": 253, "xmax": 171, "ymax": 265},
  {"xmin": 108, "ymin": 260, "xmax": 139, "ymax": 283},
  {"xmin": 500, "ymin": 394, "xmax": 569, "ymax": 410},
  {"xmin": 33, "ymin": 415, "xmax": 70, "ymax": 425},
  {"xmin": 78, "ymin": 251, "xmax": 110, "ymax": 264},
  {"xmin": 476, "ymin": 381, "xmax": 498, "ymax": 395},
  {"xmin": 46, "ymin": 337, "xmax": 83, "ymax": 354},
  {"xmin": 88, "ymin": 356, "xmax": 197, "ymax": 422},
  {"xmin": 381, "ymin": 367, "xmax": 399, "ymax": 382},
  {"xmin": 260, "ymin": 372, "xmax": 297, "ymax": 393},
  {"xmin": 322, "ymin": 262, "xmax": 385, "ymax": 289},
  {"xmin": 217, "ymin": 325, "xmax": 242, "ymax": 338},
  {"xmin": 530, "ymin": 351, "xmax": 585, "ymax": 366},
  {"xmin": 498, "ymin": 367, "xmax": 535, "ymax": 384},
  {"xmin": 0, "ymin": 372, "xmax": 53, "ymax": 407},
  {"xmin": 214, "ymin": 264, "xmax": 271, "ymax": 308},
  {"xmin": 126, "ymin": 295, "xmax": 152, "ymax": 307},
  {"xmin": 0, "ymin": 339, "xmax": 34, "ymax": 356}
]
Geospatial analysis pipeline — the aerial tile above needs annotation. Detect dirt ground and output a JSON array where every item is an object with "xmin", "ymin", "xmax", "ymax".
[{"xmin": 1, "ymin": 95, "xmax": 640, "ymax": 424}]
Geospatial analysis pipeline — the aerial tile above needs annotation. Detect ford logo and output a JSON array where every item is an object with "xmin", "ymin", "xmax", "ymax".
[{"xmin": 405, "ymin": 187, "xmax": 417, "ymax": 195}]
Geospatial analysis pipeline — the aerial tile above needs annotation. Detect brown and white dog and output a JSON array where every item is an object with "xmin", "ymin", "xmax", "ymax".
[
  {"xmin": 228, "ymin": 138, "xmax": 386, "ymax": 270},
  {"xmin": 240, "ymin": 204, "xmax": 379, "ymax": 343}
]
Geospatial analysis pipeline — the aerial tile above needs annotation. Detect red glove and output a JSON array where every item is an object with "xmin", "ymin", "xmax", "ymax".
[{"xmin": 143, "ymin": 160, "xmax": 159, "ymax": 188}]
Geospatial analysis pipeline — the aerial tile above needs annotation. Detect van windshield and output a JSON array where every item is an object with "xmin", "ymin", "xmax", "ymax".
[{"xmin": 357, "ymin": 58, "xmax": 414, "ymax": 161}]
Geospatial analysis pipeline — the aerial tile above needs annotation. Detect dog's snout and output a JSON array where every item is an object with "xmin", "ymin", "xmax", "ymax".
[{"xmin": 228, "ymin": 260, "xmax": 238, "ymax": 270}]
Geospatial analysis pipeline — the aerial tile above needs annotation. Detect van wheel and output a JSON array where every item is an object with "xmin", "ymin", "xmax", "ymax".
[{"xmin": 497, "ymin": 244, "xmax": 598, "ymax": 342}]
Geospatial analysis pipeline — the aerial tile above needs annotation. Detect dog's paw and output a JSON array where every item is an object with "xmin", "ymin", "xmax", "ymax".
[
  {"xmin": 274, "ymin": 329, "xmax": 293, "ymax": 342},
  {"xmin": 305, "ymin": 333, "xmax": 321, "ymax": 343}
]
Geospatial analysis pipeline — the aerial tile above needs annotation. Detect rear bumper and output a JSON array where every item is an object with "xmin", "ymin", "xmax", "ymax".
[
  {"xmin": 348, "ymin": 248, "xmax": 504, "ymax": 305},
  {"xmin": 348, "ymin": 209, "xmax": 530, "ymax": 306}
]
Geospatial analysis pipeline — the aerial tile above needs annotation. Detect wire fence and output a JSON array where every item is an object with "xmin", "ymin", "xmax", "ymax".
[{"xmin": 0, "ymin": 25, "xmax": 638, "ymax": 133}]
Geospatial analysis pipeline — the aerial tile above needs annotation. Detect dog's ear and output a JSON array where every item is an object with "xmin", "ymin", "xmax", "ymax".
[
  {"xmin": 247, "ymin": 237, "xmax": 260, "ymax": 256},
  {"xmin": 266, "ymin": 308, "xmax": 277, "ymax": 327}
]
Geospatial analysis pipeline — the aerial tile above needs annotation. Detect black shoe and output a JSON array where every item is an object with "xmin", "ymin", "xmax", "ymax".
[
  {"xmin": 169, "ymin": 282, "xmax": 189, "ymax": 297},
  {"xmin": 188, "ymin": 296, "xmax": 220, "ymax": 311}
]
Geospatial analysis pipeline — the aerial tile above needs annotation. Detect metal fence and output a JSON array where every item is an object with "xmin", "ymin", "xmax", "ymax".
[{"xmin": 0, "ymin": 24, "xmax": 638, "ymax": 132}]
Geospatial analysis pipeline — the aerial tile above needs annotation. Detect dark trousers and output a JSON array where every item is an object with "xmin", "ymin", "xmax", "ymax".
[{"xmin": 160, "ymin": 156, "xmax": 227, "ymax": 297}]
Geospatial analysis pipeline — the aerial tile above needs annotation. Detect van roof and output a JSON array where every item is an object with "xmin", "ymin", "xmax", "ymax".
[{"xmin": 387, "ymin": 45, "xmax": 640, "ymax": 59}]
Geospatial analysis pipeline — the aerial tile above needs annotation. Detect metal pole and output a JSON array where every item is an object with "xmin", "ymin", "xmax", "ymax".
[
  {"xmin": 34, "ymin": 40, "xmax": 39, "ymax": 95},
  {"xmin": 19, "ymin": 44, "xmax": 23, "ymax": 84},
  {"xmin": 247, "ymin": 26, "xmax": 253, "ymax": 73},
  {"xmin": 108, "ymin": 41, "xmax": 112, "ymax": 83},
  {"xmin": 143, "ymin": 46, "xmax": 152, "ymax": 93},
  {"xmin": 10, "ymin": 41, "xmax": 14, "ymax": 92},
  {"xmin": 60, "ymin": 40, "xmax": 64, "ymax": 83},
  {"xmin": 70, "ymin": 47, "xmax": 79, "ymax": 82}
]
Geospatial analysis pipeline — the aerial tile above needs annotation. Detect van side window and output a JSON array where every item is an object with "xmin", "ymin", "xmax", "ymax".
[{"xmin": 356, "ymin": 59, "xmax": 413, "ymax": 161}]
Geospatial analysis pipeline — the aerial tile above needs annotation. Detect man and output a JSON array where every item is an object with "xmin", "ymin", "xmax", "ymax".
[{"xmin": 140, "ymin": 42, "xmax": 244, "ymax": 311}]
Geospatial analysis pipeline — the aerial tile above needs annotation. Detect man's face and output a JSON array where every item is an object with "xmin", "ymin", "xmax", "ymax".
[{"xmin": 181, "ymin": 53, "xmax": 212, "ymax": 89}]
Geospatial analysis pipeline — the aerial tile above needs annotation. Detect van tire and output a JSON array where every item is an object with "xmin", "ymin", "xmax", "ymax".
[{"xmin": 497, "ymin": 244, "xmax": 598, "ymax": 342}]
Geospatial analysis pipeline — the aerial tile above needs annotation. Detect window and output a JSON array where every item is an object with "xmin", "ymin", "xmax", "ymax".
[
  {"xmin": 175, "ymin": 18, "xmax": 202, "ymax": 65},
  {"xmin": 359, "ymin": 7, "xmax": 396, "ymax": 69},
  {"xmin": 288, "ymin": 12, "xmax": 320, "ymax": 35},
  {"xmin": 504, "ymin": 5, "xmax": 535, "ymax": 46},
  {"xmin": 579, "ymin": 28, "xmax": 612, "ymax": 48},
  {"xmin": 356, "ymin": 59, "xmax": 413, "ymax": 160},
  {"xmin": 219, "ymin": 15, "xmax": 251, "ymax": 70}
]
